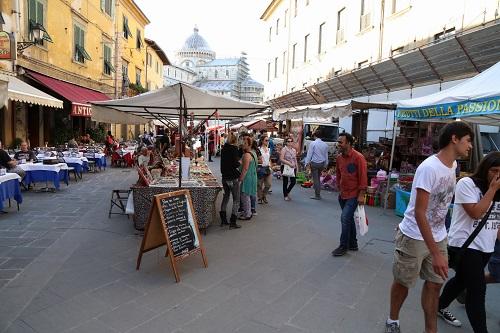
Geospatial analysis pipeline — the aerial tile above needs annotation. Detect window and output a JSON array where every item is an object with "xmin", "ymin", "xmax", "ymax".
[
  {"xmin": 391, "ymin": 46, "xmax": 404, "ymax": 56},
  {"xmin": 267, "ymin": 62, "xmax": 271, "ymax": 81},
  {"xmin": 136, "ymin": 29, "xmax": 143, "ymax": 49},
  {"xmin": 226, "ymin": 69, "xmax": 229, "ymax": 78},
  {"xmin": 292, "ymin": 43, "xmax": 297, "ymax": 68},
  {"xmin": 294, "ymin": 0, "xmax": 298, "ymax": 17},
  {"xmin": 360, "ymin": 0, "xmax": 372, "ymax": 30},
  {"xmin": 284, "ymin": 9, "xmax": 288, "ymax": 27},
  {"xmin": 27, "ymin": 0, "xmax": 52, "ymax": 45},
  {"xmin": 274, "ymin": 57, "xmax": 278, "ymax": 78},
  {"xmin": 147, "ymin": 53, "xmax": 152, "ymax": 66},
  {"xmin": 304, "ymin": 34, "xmax": 309, "ymax": 62},
  {"xmin": 74, "ymin": 24, "xmax": 91, "ymax": 63},
  {"xmin": 214, "ymin": 70, "xmax": 218, "ymax": 78},
  {"xmin": 122, "ymin": 59, "xmax": 129, "ymax": 82},
  {"xmin": 358, "ymin": 60, "xmax": 368, "ymax": 68},
  {"xmin": 156, "ymin": 61, "xmax": 159, "ymax": 73},
  {"xmin": 282, "ymin": 51, "xmax": 286, "ymax": 74},
  {"xmin": 269, "ymin": 26, "xmax": 272, "ymax": 42},
  {"xmin": 336, "ymin": 7, "xmax": 345, "ymax": 44},
  {"xmin": 101, "ymin": 0, "xmax": 113, "ymax": 17},
  {"xmin": 318, "ymin": 23, "xmax": 325, "ymax": 54},
  {"xmin": 306, "ymin": 0, "xmax": 310, "ymax": 5},
  {"xmin": 103, "ymin": 43, "xmax": 115, "ymax": 75},
  {"xmin": 123, "ymin": 15, "xmax": 132, "ymax": 39},
  {"xmin": 276, "ymin": 19, "xmax": 279, "ymax": 35},
  {"xmin": 136, "ymin": 68, "xmax": 141, "ymax": 85},
  {"xmin": 391, "ymin": 0, "xmax": 410, "ymax": 14},
  {"xmin": 434, "ymin": 27, "xmax": 455, "ymax": 41}
]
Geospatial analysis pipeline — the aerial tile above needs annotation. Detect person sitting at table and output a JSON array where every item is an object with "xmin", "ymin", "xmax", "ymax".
[
  {"xmin": 14, "ymin": 141, "xmax": 37, "ymax": 163},
  {"xmin": 0, "ymin": 141, "xmax": 25, "ymax": 179},
  {"xmin": 68, "ymin": 138, "xmax": 78, "ymax": 148}
]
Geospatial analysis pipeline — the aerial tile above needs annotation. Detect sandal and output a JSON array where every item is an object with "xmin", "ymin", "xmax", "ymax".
[
  {"xmin": 258, "ymin": 199, "xmax": 264, "ymax": 204},
  {"xmin": 263, "ymin": 197, "xmax": 268, "ymax": 204}
]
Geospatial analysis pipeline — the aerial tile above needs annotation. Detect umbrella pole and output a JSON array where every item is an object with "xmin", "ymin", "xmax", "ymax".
[
  {"xmin": 178, "ymin": 86, "xmax": 183, "ymax": 188},
  {"xmin": 383, "ymin": 117, "xmax": 398, "ymax": 213}
]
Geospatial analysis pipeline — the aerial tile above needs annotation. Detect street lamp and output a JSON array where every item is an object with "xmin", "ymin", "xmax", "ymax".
[{"xmin": 17, "ymin": 21, "xmax": 50, "ymax": 52}]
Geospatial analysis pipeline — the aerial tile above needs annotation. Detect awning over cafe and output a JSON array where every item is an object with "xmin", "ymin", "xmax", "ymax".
[
  {"xmin": 25, "ymin": 70, "xmax": 109, "ymax": 117},
  {"xmin": 0, "ymin": 73, "xmax": 63, "ymax": 108}
]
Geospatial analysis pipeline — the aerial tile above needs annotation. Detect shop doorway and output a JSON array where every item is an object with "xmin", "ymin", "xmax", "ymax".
[
  {"xmin": 27, "ymin": 105, "xmax": 40, "ymax": 147},
  {"xmin": 352, "ymin": 111, "xmax": 368, "ymax": 148}
]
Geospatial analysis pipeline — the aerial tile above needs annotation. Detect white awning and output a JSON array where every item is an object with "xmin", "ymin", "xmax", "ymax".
[{"xmin": 0, "ymin": 74, "xmax": 63, "ymax": 109}]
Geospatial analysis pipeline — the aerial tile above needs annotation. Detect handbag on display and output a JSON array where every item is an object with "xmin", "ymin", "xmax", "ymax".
[
  {"xmin": 448, "ymin": 202, "xmax": 495, "ymax": 270},
  {"xmin": 282, "ymin": 164, "xmax": 295, "ymax": 177}
]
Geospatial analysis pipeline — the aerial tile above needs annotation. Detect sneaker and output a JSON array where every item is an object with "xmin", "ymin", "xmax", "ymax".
[
  {"xmin": 310, "ymin": 196, "xmax": 321, "ymax": 200},
  {"xmin": 331, "ymin": 246, "xmax": 347, "ymax": 257},
  {"xmin": 251, "ymin": 210, "xmax": 258, "ymax": 216},
  {"xmin": 349, "ymin": 245, "xmax": 359, "ymax": 251},
  {"xmin": 438, "ymin": 308, "xmax": 462, "ymax": 327},
  {"xmin": 385, "ymin": 322, "xmax": 401, "ymax": 333}
]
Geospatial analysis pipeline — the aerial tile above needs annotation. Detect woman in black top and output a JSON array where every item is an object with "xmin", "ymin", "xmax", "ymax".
[{"xmin": 219, "ymin": 132, "xmax": 241, "ymax": 229}]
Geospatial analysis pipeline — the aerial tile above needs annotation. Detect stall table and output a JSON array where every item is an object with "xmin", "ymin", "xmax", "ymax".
[{"xmin": 0, "ymin": 173, "xmax": 22, "ymax": 211}]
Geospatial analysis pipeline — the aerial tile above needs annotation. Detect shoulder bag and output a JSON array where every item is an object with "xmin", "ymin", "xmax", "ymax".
[{"xmin": 448, "ymin": 202, "xmax": 495, "ymax": 270}]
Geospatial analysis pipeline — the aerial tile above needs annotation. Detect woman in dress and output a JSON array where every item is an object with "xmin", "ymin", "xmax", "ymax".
[
  {"xmin": 280, "ymin": 137, "xmax": 298, "ymax": 201},
  {"xmin": 257, "ymin": 135, "xmax": 272, "ymax": 204},
  {"xmin": 238, "ymin": 136, "xmax": 257, "ymax": 220},
  {"xmin": 438, "ymin": 152, "xmax": 500, "ymax": 332}
]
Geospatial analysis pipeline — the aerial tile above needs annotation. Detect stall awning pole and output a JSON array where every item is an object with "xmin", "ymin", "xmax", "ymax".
[
  {"xmin": 178, "ymin": 85, "xmax": 184, "ymax": 188},
  {"xmin": 383, "ymin": 117, "xmax": 398, "ymax": 213}
]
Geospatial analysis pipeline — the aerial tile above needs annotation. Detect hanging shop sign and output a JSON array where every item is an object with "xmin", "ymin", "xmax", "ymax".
[
  {"xmin": 71, "ymin": 103, "xmax": 92, "ymax": 117},
  {"xmin": 0, "ymin": 31, "xmax": 13, "ymax": 60}
]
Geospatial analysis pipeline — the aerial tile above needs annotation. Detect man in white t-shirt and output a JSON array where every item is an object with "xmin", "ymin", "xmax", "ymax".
[{"xmin": 385, "ymin": 121, "xmax": 473, "ymax": 333}]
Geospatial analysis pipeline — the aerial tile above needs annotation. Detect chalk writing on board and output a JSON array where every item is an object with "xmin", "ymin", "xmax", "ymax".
[{"xmin": 160, "ymin": 195, "xmax": 198, "ymax": 257}]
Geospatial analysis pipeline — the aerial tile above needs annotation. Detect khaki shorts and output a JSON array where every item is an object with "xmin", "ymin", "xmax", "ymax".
[{"xmin": 392, "ymin": 229, "xmax": 447, "ymax": 288}]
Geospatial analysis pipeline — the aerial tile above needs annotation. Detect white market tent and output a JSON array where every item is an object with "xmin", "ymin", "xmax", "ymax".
[
  {"xmin": 91, "ymin": 83, "xmax": 268, "ymax": 125},
  {"xmin": 382, "ymin": 61, "xmax": 500, "ymax": 210},
  {"xmin": 273, "ymin": 100, "xmax": 396, "ymax": 121},
  {"xmin": 90, "ymin": 82, "xmax": 268, "ymax": 186}
]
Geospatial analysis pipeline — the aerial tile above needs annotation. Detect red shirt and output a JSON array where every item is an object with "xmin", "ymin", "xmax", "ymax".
[{"xmin": 336, "ymin": 149, "xmax": 368, "ymax": 199}]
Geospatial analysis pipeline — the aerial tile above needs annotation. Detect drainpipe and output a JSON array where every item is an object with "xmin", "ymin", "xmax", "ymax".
[
  {"xmin": 378, "ymin": 0, "xmax": 385, "ymax": 61},
  {"xmin": 114, "ymin": 0, "xmax": 119, "ymax": 99},
  {"xmin": 11, "ymin": 0, "xmax": 21, "ymax": 72}
]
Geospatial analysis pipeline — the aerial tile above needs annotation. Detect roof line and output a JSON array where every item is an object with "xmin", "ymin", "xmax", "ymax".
[{"xmin": 260, "ymin": 0, "xmax": 283, "ymax": 20}]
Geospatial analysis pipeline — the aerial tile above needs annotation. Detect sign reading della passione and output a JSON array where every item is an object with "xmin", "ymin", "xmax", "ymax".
[
  {"xmin": 71, "ymin": 103, "xmax": 92, "ymax": 117},
  {"xmin": 0, "ymin": 31, "xmax": 12, "ymax": 60}
]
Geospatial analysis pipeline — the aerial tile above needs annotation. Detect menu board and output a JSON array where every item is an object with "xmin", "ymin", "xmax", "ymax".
[
  {"xmin": 136, "ymin": 190, "xmax": 207, "ymax": 282},
  {"xmin": 159, "ymin": 194, "xmax": 199, "ymax": 257}
]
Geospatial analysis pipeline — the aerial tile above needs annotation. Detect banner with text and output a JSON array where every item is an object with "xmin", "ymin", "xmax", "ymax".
[
  {"xmin": 396, "ymin": 95, "xmax": 500, "ymax": 121},
  {"xmin": 71, "ymin": 103, "xmax": 92, "ymax": 117}
]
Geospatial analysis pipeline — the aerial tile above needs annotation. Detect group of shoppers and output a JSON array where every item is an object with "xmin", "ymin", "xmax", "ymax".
[{"xmin": 385, "ymin": 121, "xmax": 500, "ymax": 333}]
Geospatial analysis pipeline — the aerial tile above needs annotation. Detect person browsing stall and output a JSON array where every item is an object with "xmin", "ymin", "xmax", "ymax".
[
  {"xmin": 332, "ymin": 132, "xmax": 368, "ymax": 257},
  {"xmin": 385, "ymin": 121, "xmax": 474, "ymax": 333},
  {"xmin": 304, "ymin": 129, "xmax": 329, "ymax": 200}
]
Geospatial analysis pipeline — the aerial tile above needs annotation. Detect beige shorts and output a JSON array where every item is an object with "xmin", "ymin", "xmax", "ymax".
[{"xmin": 392, "ymin": 229, "xmax": 447, "ymax": 288}]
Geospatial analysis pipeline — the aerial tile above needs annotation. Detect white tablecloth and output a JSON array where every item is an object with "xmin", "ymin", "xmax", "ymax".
[
  {"xmin": 0, "ymin": 173, "xmax": 21, "ymax": 184},
  {"xmin": 63, "ymin": 157, "xmax": 88, "ymax": 165},
  {"xmin": 19, "ymin": 163, "xmax": 69, "ymax": 172}
]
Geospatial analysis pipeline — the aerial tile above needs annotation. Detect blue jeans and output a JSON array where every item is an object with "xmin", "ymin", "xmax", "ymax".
[{"xmin": 339, "ymin": 196, "xmax": 358, "ymax": 248}]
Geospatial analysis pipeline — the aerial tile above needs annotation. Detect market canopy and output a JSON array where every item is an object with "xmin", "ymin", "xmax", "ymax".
[
  {"xmin": 273, "ymin": 100, "xmax": 396, "ymax": 121},
  {"xmin": 230, "ymin": 119, "xmax": 267, "ymax": 131},
  {"xmin": 396, "ymin": 61, "xmax": 500, "ymax": 125},
  {"xmin": 90, "ymin": 82, "xmax": 269, "ymax": 124}
]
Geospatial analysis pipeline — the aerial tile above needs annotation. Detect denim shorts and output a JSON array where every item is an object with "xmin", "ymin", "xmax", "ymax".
[{"xmin": 488, "ymin": 261, "xmax": 500, "ymax": 282}]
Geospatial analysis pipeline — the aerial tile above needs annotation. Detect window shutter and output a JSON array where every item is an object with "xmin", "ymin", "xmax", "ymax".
[
  {"xmin": 28, "ymin": 0, "xmax": 36, "ymax": 22},
  {"xmin": 36, "ymin": 1, "xmax": 43, "ymax": 24},
  {"xmin": 100, "ymin": 0, "xmax": 105, "ymax": 11}
]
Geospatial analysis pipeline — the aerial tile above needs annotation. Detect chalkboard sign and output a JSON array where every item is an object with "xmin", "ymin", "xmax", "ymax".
[{"xmin": 136, "ymin": 190, "xmax": 207, "ymax": 282}]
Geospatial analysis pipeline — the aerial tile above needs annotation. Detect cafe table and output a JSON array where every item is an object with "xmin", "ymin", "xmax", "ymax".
[
  {"xmin": 0, "ymin": 173, "xmax": 22, "ymax": 211},
  {"xmin": 19, "ymin": 162, "xmax": 69, "ymax": 190}
]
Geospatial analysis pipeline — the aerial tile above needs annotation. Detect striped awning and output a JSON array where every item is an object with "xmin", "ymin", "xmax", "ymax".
[{"xmin": 0, "ymin": 74, "xmax": 63, "ymax": 108}]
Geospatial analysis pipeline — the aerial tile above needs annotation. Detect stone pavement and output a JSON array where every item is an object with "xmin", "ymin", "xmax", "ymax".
[{"xmin": 0, "ymin": 158, "xmax": 498, "ymax": 333}]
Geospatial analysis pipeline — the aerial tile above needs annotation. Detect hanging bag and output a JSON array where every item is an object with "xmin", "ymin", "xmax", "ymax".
[
  {"xmin": 282, "ymin": 164, "xmax": 295, "ymax": 177},
  {"xmin": 448, "ymin": 202, "xmax": 495, "ymax": 270},
  {"xmin": 354, "ymin": 204, "xmax": 369, "ymax": 236}
]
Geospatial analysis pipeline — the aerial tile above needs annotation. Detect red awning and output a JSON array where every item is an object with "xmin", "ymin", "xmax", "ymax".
[{"xmin": 25, "ymin": 70, "xmax": 110, "ymax": 117}]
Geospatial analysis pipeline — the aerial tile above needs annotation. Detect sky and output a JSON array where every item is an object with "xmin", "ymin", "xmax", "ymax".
[{"xmin": 134, "ymin": 0, "xmax": 270, "ymax": 83}]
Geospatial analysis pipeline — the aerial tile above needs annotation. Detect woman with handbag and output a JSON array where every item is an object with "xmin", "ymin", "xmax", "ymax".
[
  {"xmin": 257, "ymin": 136, "xmax": 272, "ymax": 204},
  {"xmin": 280, "ymin": 138, "xmax": 298, "ymax": 201},
  {"xmin": 438, "ymin": 152, "xmax": 500, "ymax": 332}
]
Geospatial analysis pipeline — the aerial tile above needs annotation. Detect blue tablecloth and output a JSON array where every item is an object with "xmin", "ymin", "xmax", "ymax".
[
  {"xmin": 91, "ymin": 156, "xmax": 107, "ymax": 170},
  {"xmin": 0, "ymin": 179, "xmax": 22, "ymax": 210},
  {"xmin": 24, "ymin": 170, "xmax": 69, "ymax": 189},
  {"xmin": 66, "ymin": 161, "xmax": 89, "ymax": 175}
]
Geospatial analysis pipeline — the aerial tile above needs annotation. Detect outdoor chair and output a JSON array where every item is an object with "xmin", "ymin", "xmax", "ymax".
[{"xmin": 66, "ymin": 166, "xmax": 78, "ymax": 182}]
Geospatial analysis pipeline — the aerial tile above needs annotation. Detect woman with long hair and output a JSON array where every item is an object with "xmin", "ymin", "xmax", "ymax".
[
  {"xmin": 257, "ymin": 135, "xmax": 272, "ymax": 204},
  {"xmin": 219, "ymin": 132, "xmax": 241, "ymax": 229},
  {"xmin": 238, "ymin": 136, "xmax": 257, "ymax": 220},
  {"xmin": 438, "ymin": 151, "xmax": 500, "ymax": 332},
  {"xmin": 280, "ymin": 137, "xmax": 298, "ymax": 201}
]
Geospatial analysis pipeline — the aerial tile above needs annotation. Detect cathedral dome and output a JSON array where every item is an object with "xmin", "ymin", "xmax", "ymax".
[{"xmin": 181, "ymin": 27, "xmax": 212, "ymax": 52}]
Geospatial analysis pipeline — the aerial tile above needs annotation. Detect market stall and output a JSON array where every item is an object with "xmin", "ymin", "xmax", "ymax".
[
  {"xmin": 383, "ymin": 61, "xmax": 500, "ymax": 210},
  {"xmin": 91, "ymin": 83, "xmax": 268, "ymax": 229}
]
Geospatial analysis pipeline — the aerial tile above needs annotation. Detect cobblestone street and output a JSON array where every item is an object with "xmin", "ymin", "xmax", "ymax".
[{"xmin": 0, "ymin": 160, "xmax": 498, "ymax": 333}]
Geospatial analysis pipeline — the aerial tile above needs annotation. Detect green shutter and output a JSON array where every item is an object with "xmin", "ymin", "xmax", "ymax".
[
  {"xmin": 28, "ymin": 0, "xmax": 36, "ymax": 22},
  {"xmin": 36, "ymin": 1, "xmax": 43, "ymax": 24}
]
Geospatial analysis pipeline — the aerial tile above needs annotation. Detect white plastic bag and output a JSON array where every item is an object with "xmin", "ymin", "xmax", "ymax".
[
  {"xmin": 354, "ymin": 205, "xmax": 369, "ymax": 236},
  {"xmin": 282, "ymin": 165, "xmax": 295, "ymax": 177}
]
